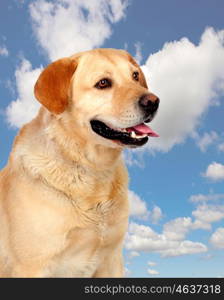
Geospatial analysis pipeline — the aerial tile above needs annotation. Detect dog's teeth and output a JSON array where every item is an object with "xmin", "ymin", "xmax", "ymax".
[
  {"xmin": 121, "ymin": 128, "xmax": 147, "ymax": 139},
  {"xmin": 134, "ymin": 133, "xmax": 148, "ymax": 139},
  {"xmin": 131, "ymin": 131, "xmax": 136, "ymax": 138}
]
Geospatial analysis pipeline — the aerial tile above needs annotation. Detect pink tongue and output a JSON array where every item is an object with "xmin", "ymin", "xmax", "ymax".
[{"xmin": 127, "ymin": 123, "xmax": 159, "ymax": 137}]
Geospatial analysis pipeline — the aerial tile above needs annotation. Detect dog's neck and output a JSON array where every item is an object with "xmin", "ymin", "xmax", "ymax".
[
  {"xmin": 12, "ymin": 108, "xmax": 126, "ymax": 202},
  {"xmin": 43, "ymin": 108, "xmax": 123, "ymax": 171}
]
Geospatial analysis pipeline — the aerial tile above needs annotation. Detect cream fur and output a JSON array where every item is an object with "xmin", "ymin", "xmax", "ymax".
[{"xmin": 0, "ymin": 48, "xmax": 154, "ymax": 277}]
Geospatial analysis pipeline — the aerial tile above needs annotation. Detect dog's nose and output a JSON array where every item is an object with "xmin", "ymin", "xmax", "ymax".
[{"xmin": 138, "ymin": 93, "xmax": 160, "ymax": 114}]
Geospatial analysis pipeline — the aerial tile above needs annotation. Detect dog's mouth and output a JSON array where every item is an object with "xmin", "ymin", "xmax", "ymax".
[{"xmin": 90, "ymin": 119, "xmax": 159, "ymax": 147}]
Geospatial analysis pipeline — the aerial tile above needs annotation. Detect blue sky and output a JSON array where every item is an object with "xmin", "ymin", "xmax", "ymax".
[{"xmin": 0, "ymin": 0, "xmax": 224, "ymax": 277}]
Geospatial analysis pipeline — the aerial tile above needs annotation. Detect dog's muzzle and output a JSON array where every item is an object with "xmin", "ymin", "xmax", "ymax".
[{"xmin": 90, "ymin": 93, "xmax": 160, "ymax": 148}]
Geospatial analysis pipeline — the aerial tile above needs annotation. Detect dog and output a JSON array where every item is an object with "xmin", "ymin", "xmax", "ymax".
[{"xmin": 0, "ymin": 48, "xmax": 159, "ymax": 277}]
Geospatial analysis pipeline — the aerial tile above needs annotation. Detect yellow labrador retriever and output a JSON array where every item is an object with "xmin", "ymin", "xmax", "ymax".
[{"xmin": 0, "ymin": 49, "xmax": 159, "ymax": 277}]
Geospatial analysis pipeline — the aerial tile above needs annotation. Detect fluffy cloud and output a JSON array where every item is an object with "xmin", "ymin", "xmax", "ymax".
[
  {"xmin": 127, "ymin": 251, "xmax": 140, "ymax": 259},
  {"xmin": 29, "ymin": 0, "xmax": 128, "ymax": 61},
  {"xmin": 6, "ymin": 59, "xmax": 42, "ymax": 128},
  {"xmin": 189, "ymin": 200, "xmax": 224, "ymax": 230},
  {"xmin": 195, "ymin": 131, "xmax": 218, "ymax": 152},
  {"xmin": 126, "ymin": 202, "xmax": 224, "ymax": 257},
  {"xmin": 210, "ymin": 227, "xmax": 224, "ymax": 249},
  {"xmin": 203, "ymin": 162, "xmax": 224, "ymax": 181},
  {"xmin": 140, "ymin": 27, "xmax": 224, "ymax": 153},
  {"xmin": 192, "ymin": 204, "xmax": 224, "ymax": 225},
  {"xmin": 123, "ymin": 150, "xmax": 145, "ymax": 167},
  {"xmin": 217, "ymin": 143, "xmax": 224, "ymax": 152},
  {"xmin": 125, "ymin": 222, "xmax": 207, "ymax": 257},
  {"xmin": 134, "ymin": 42, "xmax": 143, "ymax": 64},
  {"xmin": 150, "ymin": 206, "xmax": 163, "ymax": 224},
  {"xmin": 129, "ymin": 190, "xmax": 162, "ymax": 223},
  {"xmin": 161, "ymin": 240, "xmax": 207, "ymax": 257},
  {"xmin": 189, "ymin": 193, "xmax": 224, "ymax": 203},
  {"xmin": 0, "ymin": 45, "xmax": 9, "ymax": 57},
  {"xmin": 163, "ymin": 217, "xmax": 193, "ymax": 241},
  {"xmin": 147, "ymin": 268, "xmax": 159, "ymax": 276},
  {"xmin": 129, "ymin": 190, "xmax": 149, "ymax": 220},
  {"xmin": 148, "ymin": 261, "xmax": 157, "ymax": 267},
  {"xmin": 204, "ymin": 162, "xmax": 224, "ymax": 181},
  {"xmin": 128, "ymin": 222, "xmax": 158, "ymax": 240},
  {"xmin": 162, "ymin": 215, "xmax": 211, "ymax": 238}
]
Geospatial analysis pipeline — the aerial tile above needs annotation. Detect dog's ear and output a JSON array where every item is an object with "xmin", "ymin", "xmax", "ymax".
[
  {"xmin": 34, "ymin": 58, "xmax": 78, "ymax": 114},
  {"xmin": 124, "ymin": 51, "xmax": 148, "ymax": 89}
]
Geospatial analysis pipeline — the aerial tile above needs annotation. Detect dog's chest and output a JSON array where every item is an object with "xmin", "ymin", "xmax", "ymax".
[
  {"xmin": 46, "ymin": 199, "xmax": 126, "ymax": 277},
  {"xmin": 18, "ymin": 158, "xmax": 128, "ymax": 277}
]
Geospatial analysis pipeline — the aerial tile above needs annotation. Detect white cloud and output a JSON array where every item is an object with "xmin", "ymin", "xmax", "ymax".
[
  {"xmin": 29, "ymin": 0, "xmax": 128, "ymax": 61},
  {"xmin": 190, "ymin": 201, "xmax": 224, "ymax": 230},
  {"xmin": 163, "ymin": 217, "xmax": 193, "ymax": 241},
  {"xmin": 140, "ymin": 27, "xmax": 224, "ymax": 153},
  {"xmin": 150, "ymin": 206, "xmax": 163, "ymax": 224},
  {"xmin": 128, "ymin": 190, "xmax": 162, "ymax": 223},
  {"xmin": 161, "ymin": 240, "xmax": 207, "ymax": 257},
  {"xmin": 147, "ymin": 268, "xmax": 159, "ymax": 276},
  {"xmin": 6, "ymin": 59, "xmax": 42, "ymax": 128},
  {"xmin": 126, "ymin": 204, "xmax": 223, "ymax": 257},
  {"xmin": 162, "ymin": 215, "xmax": 210, "ymax": 237},
  {"xmin": 128, "ymin": 222, "xmax": 158, "ymax": 240},
  {"xmin": 123, "ymin": 150, "xmax": 145, "ymax": 168},
  {"xmin": 128, "ymin": 251, "xmax": 140, "ymax": 259},
  {"xmin": 218, "ymin": 143, "xmax": 224, "ymax": 152},
  {"xmin": 203, "ymin": 162, "xmax": 224, "ymax": 181},
  {"xmin": 134, "ymin": 42, "xmax": 143, "ymax": 64},
  {"xmin": 191, "ymin": 219, "xmax": 211, "ymax": 231},
  {"xmin": 210, "ymin": 227, "xmax": 224, "ymax": 249},
  {"xmin": 125, "ymin": 222, "xmax": 207, "ymax": 257},
  {"xmin": 195, "ymin": 131, "xmax": 218, "ymax": 152},
  {"xmin": 148, "ymin": 261, "xmax": 157, "ymax": 267},
  {"xmin": 189, "ymin": 193, "xmax": 224, "ymax": 203},
  {"xmin": 129, "ymin": 190, "xmax": 149, "ymax": 220},
  {"xmin": 192, "ymin": 204, "xmax": 224, "ymax": 224},
  {"xmin": 0, "ymin": 45, "xmax": 9, "ymax": 57}
]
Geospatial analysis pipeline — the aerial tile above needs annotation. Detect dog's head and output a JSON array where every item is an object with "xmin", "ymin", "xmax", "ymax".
[{"xmin": 34, "ymin": 48, "xmax": 159, "ymax": 148}]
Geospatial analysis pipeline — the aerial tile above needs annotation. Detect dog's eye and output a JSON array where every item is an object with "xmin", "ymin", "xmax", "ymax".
[
  {"xmin": 95, "ymin": 78, "xmax": 112, "ymax": 89},
  {"xmin": 132, "ymin": 71, "xmax": 139, "ymax": 81}
]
